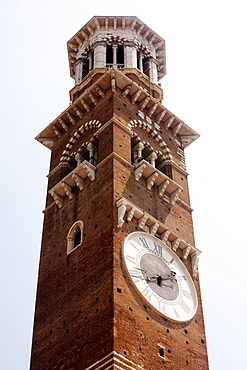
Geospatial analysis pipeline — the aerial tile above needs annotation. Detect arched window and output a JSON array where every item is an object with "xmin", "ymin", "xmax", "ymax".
[{"xmin": 66, "ymin": 220, "xmax": 84, "ymax": 254}]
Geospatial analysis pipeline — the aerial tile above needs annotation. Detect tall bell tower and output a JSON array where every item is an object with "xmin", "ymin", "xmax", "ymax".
[{"xmin": 30, "ymin": 16, "xmax": 209, "ymax": 370}]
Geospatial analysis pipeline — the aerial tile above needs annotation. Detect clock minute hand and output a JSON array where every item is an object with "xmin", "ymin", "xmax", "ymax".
[{"xmin": 135, "ymin": 267, "xmax": 158, "ymax": 275}]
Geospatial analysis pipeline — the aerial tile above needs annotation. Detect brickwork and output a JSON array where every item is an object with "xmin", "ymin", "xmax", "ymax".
[{"xmin": 31, "ymin": 17, "xmax": 208, "ymax": 368}]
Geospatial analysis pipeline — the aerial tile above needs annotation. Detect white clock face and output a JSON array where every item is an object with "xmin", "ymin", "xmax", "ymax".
[{"xmin": 123, "ymin": 232, "xmax": 198, "ymax": 322}]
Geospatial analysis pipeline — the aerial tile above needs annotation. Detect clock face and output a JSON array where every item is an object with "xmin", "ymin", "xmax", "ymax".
[{"xmin": 123, "ymin": 232, "xmax": 198, "ymax": 322}]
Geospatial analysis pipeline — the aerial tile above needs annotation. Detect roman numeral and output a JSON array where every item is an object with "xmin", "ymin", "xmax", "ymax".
[
  {"xmin": 141, "ymin": 286, "xmax": 153, "ymax": 302},
  {"xmin": 153, "ymin": 242, "xmax": 162, "ymax": 258},
  {"xmin": 129, "ymin": 269, "xmax": 143, "ymax": 282},
  {"xmin": 139, "ymin": 237, "xmax": 149, "ymax": 250},
  {"xmin": 183, "ymin": 289, "xmax": 192, "ymax": 300},
  {"xmin": 129, "ymin": 240, "xmax": 141, "ymax": 251},
  {"xmin": 173, "ymin": 307, "xmax": 180, "ymax": 319},
  {"xmin": 125, "ymin": 253, "xmax": 136, "ymax": 264},
  {"xmin": 179, "ymin": 300, "xmax": 190, "ymax": 314},
  {"xmin": 158, "ymin": 300, "xmax": 166, "ymax": 315}
]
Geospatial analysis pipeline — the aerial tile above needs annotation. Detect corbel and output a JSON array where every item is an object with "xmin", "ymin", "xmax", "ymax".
[
  {"xmin": 122, "ymin": 84, "xmax": 131, "ymax": 97},
  {"xmin": 146, "ymin": 172, "xmax": 158, "ymax": 190},
  {"xmin": 116, "ymin": 199, "xmax": 127, "ymax": 227},
  {"xmin": 158, "ymin": 179, "xmax": 170, "ymax": 197},
  {"xmin": 73, "ymin": 105, "xmax": 84, "ymax": 118},
  {"xmin": 66, "ymin": 112, "xmax": 77, "ymax": 125},
  {"xmin": 156, "ymin": 109, "xmax": 166, "ymax": 123},
  {"xmin": 86, "ymin": 89, "xmax": 99, "ymax": 105},
  {"xmin": 170, "ymin": 188, "xmax": 182, "ymax": 205},
  {"xmin": 171, "ymin": 237, "xmax": 181, "ymax": 252},
  {"xmin": 172, "ymin": 122, "xmax": 183, "ymax": 136},
  {"xmin": 72, "ymin": 173, "xmax": 84, "ymax": 191},
  {"xmin": 138, "ymin": 213, "xmax": 149, "ymax": 232},
  {"xmin": 111, "ymin": 69, "xmax": 116, "ymax": 92},
  {"xmin": 150, "ymin": 222, "xmax": 159, "ymax": 236},
  {"xmin": 183, "ymin": 245, "xmax": 191, "ymax": 259},
  {"xmin": 52, "ymin": 125, "xmax": 62, "ymax": 137},
  {"xmin": 160, "ymin": 230, "xmax": 170, "ymax": 243},
  {"xmin": 95, "ymin": 85, "xmax": 106, "ymax": 98},
  {"xmin": 126, "ymin": 207, "xmax": 136, "ymax": 222},
  {"xmin": 164, "ymin": 116, "xmax": 175, "ymax": 130},
  {"xmin": 83, "ymin": 162, "xmax": 95, "ymax": 181},
  {"xmin": 49, "ymin": 191, "xmax": 63, "ymax": 208},
  {"xmin": 135, "ymin": 163, "xmax": 146, "ymax": 181},
  {"xmin": 139, "ymin": 96, "xmax": 150, "ymax": 110},
  {"xmin": 148, "ymin": 103, "xmax": 158, "ymax": 117},
  {"xmin": 58, "ymin": 118, "xmax": 69, "ymax": 132},
  {"xmin": 61, "ymin": 182, "xmax": 73, "ymax": 200},
  {"xmin": 80, "ymin": 98, "xmax": 91, "ymax": 112},
  {"xmin": 191, "ymin": 252, "xmax": 200, "ymax": 279},
  {"xmin": 131, "ymin": 89, "xmax": 142, "ymax": 104}
]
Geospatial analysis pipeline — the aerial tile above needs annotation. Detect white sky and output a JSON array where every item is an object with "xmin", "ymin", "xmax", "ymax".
[{"xmin": 0, "ymin": 1, "xmax": 247, "ymax": 369}]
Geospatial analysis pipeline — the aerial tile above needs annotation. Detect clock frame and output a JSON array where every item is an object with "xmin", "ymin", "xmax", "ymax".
[{"xmin": 123, "ymin": 231, "xmax": 198, "ymax": 322}]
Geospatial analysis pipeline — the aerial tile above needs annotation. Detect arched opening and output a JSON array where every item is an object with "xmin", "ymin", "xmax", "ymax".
[{"xmin": 67, "ymin": 220, "xmax": 84, "ymax": 254}]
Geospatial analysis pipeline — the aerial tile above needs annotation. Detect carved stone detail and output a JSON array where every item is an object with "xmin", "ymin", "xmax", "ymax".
[
  {"xmin": 49, "ymin": 160, "xmax": 96, "ymax": 207},
  {"xmin": 61, "ymin": 182, "xmax": 73, "ymax": 200},
  {"xmin": 72, "ymin": 173, "xmax": 84, "ymax": 191},
  {"xmin": 134, "ymin": 160, "xmax": 182, "ymax": 205},
  {"xmin": 116, "ymin": 197, "xmax": 201, "ymax": 263}
]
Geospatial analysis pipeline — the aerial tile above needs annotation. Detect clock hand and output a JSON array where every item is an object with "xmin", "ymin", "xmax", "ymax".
[{"xmin": 135, "ymin": 267, "xmax": 159, "ymax": 275}]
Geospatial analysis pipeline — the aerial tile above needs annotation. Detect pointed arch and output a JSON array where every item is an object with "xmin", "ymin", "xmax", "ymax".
[{"xmin": 66, "ymin": 220, "xmax": 84, "ymax": 254}]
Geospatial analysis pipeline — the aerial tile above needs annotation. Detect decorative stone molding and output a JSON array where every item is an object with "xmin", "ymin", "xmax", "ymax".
[
  {"xmin": 59, "ymin": 120, "xmax": 101, "ymax": 162},
  {"xmin": 66, "ymin": 220, "xmax": 84, "ymax": 254},
  {"xmin": 84, "ymin": 351, "xmax": 144, "ymax": 370},
  {"xmin": 49, "ymin": 160, "xmax": 96, "ymax": 208},
  {"xmin": 116, "ymin": 197, "xmax": 201, "ymax": 277},
  {"xmin": 36, "ymin": 68, "xmax": 199, "ymax": 149},
  {"xmin": 134, "ymin": 160, "xmax": 182, "ymax": 204},
  {"xmin": 129, "ymin": 118, "xmax": 172, "ymax": 161}
]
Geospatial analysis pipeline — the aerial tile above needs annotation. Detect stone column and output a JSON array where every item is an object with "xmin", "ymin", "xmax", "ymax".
[
  {"xmin": 74, "ymin": 58, "xmax": 83, "ymax": 85},
  {"xmin": 125, "ymin": 44, "xmax": 137, "ymax": 68},
  {"xmin": 88, "ymin": 53, "xmax": 93, "ymax": 72},
  {"xmin": 94, "ymin": 42, "xmax": 106, "ymax": 68},
  {"xmin": 139, "ymin": 54, "xmax": 143, "ymax": 73},
  {"xmin": 112, "ymin": 45, "xmax": 118, "ymax": 67},
  {"xmin": 149, "ymin": 58, "xmax": 158, "ymax": 84}
]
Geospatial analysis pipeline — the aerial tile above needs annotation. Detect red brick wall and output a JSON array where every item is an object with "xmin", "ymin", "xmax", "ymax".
[{"xmin": 30, "ymin": 82, "xmax": 209, "ymax": 369}]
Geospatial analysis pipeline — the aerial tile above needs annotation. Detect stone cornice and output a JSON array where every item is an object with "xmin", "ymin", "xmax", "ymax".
[
  {"xmin": 67, "ymin": 16, "xmax": 166, "ymax": 80},
  {"xmin": 35, "ymin": 67, "xmax": 199, "ymax": 150}
]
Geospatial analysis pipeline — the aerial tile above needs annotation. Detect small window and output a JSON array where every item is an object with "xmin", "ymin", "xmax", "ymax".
[{"xmin": 66, "ymin": 220, "xmax": 84, "ymax": 254}]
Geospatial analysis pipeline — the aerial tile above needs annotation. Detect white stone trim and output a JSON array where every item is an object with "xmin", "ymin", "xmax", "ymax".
[
  {"xmin": 49, "ymin": 160, "xmax": 96, "ymax": 208},
  {"xmin": 59, "ymin": 120, "xmax": 101, "ymax": 162},
  {"xmin": 129, "ymin": 119, "xmax": 172, "ymax": 161},
  {"xmin": 66, "ymin": 220, "xmax": 84, "ymax": 254},
  {"xmin": 116, "ymin": 196, "xmax": 201, "ymax": 275},
  {"xmin": 84, "ymin": 351, "xmax": 144, "ymax": 370},
  {"xmin": 134, "ymin": 160, "xmax": 182, "ymax": 204},
  {"xmin": 36, "ymin": 68, "xmax": 199, "ymax": 149}
]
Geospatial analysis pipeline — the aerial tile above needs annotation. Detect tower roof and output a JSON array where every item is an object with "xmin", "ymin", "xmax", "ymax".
[{"xmin": 67, "ymin": 16, "xmax": 166, "ymax": 81}]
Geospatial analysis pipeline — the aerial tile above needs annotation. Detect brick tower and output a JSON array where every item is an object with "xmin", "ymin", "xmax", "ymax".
[{"xmin": 30, "ymin": 16, "xmax": 209, "ymax": 370}]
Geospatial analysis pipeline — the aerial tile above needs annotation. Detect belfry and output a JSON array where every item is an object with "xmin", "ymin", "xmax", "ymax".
[{"xmin": 30, "ymin": 16, "xmax": 209, "ymax": 369}]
